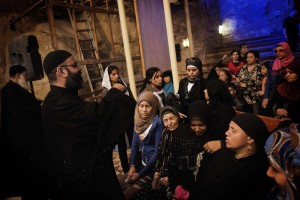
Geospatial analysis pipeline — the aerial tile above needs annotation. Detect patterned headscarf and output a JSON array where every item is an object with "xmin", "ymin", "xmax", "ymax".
[
  {"xmin": 134, "ymin": 91, "xmax": 161, "ymax": 134},
  {"xmin": 265, "ymin": 123, "xmax": 300, "ymax": 200}
]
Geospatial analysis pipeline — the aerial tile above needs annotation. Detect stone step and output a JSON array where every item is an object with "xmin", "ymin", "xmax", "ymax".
[
  {"xmin": 208, "ymin": 35, "xmax": 284, "ymax": 54},
  {"xmin": 222, "ymin": 34, "xmax": 284, "ymax": 46},
  {"xmin": 206, "ymin": 44, "xmax": 276, "ymax": 60},
  {"xmin": 206, "ymin": 46, "xmax": 275, "ymax": 62}
]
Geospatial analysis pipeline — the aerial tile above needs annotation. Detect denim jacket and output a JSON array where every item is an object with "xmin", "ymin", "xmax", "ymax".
[{"xmin": 130, "ymin": 115, "xmax": 163, "ymax": 177}]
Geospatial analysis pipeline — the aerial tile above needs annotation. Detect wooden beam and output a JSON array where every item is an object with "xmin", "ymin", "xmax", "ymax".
[
  {"xmin": 46, "ymin": 0, "xmax": 59, "ymax": 50},
  {"xmin": 78, "ymin": 56, "xmax": 141, "ymax": 65},
  {"xmin": 49, "ymin": 0, "xmax": 135, "ymax": 17}
]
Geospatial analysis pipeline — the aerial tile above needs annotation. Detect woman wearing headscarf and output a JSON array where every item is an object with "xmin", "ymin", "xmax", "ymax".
[
  {"xmin": 196, "ymin": 113, "xmax": 274, "ymax": 200},
  {"xmin": 122, "ymin": 91, "xmax": 163, "ymax": 200},
  {"xmin": 263, "ymin": 42, "xmax": 295, "ymax": 110},
  {"xmin": 167, "ymin": 100, "xmax": 212, "ymax": 200},
  {"xmin": 177, "ymin": 57, "xmax": 207, "ymax": 115},
  {"xmin": 272, "ymin": 59, "xmax": 300, "ymax": 126},
  {"xmin": 218, "ymin": 68, "xmax": 232, "ymax": 86},
  {"xmin": 162, "ymin": 70, "xmax": 175, "ymax": 95},
  {"xmin": 102, "ymin": 65, "xmax": 135, "ymax": 173},
  {"xmin": 152, "ymin": 106, "xmax": 181, "ymax": 199},
  {"xmin": 203, "ymin": 79, "xmax": 236, "ymax": 154},
  {"xmin": 265, "ymin": 123, "xmax": 300, "ymax": 200}
]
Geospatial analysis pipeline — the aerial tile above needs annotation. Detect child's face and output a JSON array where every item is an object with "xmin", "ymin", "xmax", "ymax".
[
  {"xmin": 261, "ymin": 65, "xmax": 268, "ymax": 76},
  {"xmin": 163, "ymin": 76, "xmax": 171, "ymax": 84},
  {"xmin": 228, "ymin": 86, "xmax": 236, "ymax": 95}
]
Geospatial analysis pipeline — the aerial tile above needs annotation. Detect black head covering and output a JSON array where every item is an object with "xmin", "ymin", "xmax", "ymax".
[
  {"xmin": 9, "ymin": 65, "xmax": 26, "ymax": 76},
  {"xmin": 43, "ymin": 50, "xmax": 72, "ymax": 74},
  {"xmin": 161, "ymin": 106, "xmax": 179, "ymax": 119},
  {"xmin": 187, "ymin": 100, "xmax": 211, "ymax": 127},
  {"xmin": 207, "ymin": 79, "xmax": 233, "ymax": 106},
  {"xmin": 186, "ymin": 57, "xmax": 203, "ymax": 72},
  {"xmin": 231, "ymin": 113, "xmax": 269, "ymax": 149}
]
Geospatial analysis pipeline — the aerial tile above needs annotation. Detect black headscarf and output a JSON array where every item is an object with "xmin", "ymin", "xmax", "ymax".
[
  {"xmin": 188, "ymin": 100, "xmax": 211, "ymax": 129},
  {"xmin": 161, "ymin": 106, "xmax": 179, "ymax": 119},
  {"xmin": 231, "ymin": 113, "xmax": 269, "ymax": 149},
  {"xmin": 207, "ymin": 79, "xmax": 233, "ymax": 107}
]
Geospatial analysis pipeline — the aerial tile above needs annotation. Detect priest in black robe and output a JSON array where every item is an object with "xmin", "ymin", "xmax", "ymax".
[
  {"xmin": 0, "ymin": 65, "xmax": 43, "ymax": 198},
  {"xmin": 41, "ymin": 50, "xmax": 135, "ymax": 199}
]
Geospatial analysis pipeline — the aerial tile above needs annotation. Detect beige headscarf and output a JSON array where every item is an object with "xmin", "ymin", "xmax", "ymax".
[{"xmin": 134, "ymin": 91, "xmax": 161, "ymax": 134}]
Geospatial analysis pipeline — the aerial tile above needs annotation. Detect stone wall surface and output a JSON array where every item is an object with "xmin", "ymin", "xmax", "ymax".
[{"xmin": 0, "ymin": 0, "xmax": 297, "ymax": 98}]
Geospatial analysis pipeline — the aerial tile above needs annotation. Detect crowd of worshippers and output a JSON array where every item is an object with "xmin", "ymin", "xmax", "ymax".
[{"xmin": 0, "ymin": 41, "xmax": 299, "ymax": 200}]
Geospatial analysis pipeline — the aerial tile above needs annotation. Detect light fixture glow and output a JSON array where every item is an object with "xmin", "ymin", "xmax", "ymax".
[
  {"xmin": 219, "ymin": 25, "xmax": 223, "ymax": 34},
  {"xmin": 182, "ymin": 38, "xmax": 189, "ymax": 48}
]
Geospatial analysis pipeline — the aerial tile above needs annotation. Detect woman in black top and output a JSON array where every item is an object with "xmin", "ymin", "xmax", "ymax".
[
  {"xmin": 196, "ymin": 113, "xmax": 274, "ymax": 200},
  {"xmin": 168, "ymin": 100, "xmax": 212, "ymax": 199},
  {"xmin": 177, "ymin": 57, "xmax": 206, "ymax": 115}
]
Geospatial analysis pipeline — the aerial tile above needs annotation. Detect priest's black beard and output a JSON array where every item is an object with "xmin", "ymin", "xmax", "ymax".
[{"xmin": 65, "ymin": 68, "xmax": 84, "ymax": 90}]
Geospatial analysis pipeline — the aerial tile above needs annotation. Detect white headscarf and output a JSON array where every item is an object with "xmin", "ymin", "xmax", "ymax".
[{"xmin": 102, "ymin": 65, "xmax": 129, "ymax": 95}]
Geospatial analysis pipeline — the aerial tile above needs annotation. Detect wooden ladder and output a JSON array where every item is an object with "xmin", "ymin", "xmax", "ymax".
[{"xmin": 66, "ymin": 0, "xmax": 103, "ymax": 95}]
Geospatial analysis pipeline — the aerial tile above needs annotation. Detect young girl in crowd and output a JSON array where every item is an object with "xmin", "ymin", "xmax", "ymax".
[
  {"xmin": 177, "ymin": 57, "xmax": 206, "ymax": 115},
  {"xmin": 123, "ymin": 91, "xmax": 163, "ymax": 200},
  {"xmin": 162, "ymin": 70, "xmax": 175, "ymax": 95},
  {"xmin": 256, "ymin": 61, "xmax": 273, "ymax": 116},
  {"xmin": 264, "ymin": 123, "xmax": 300, "ymax": 200},
  {"xmin": 102, "ymin": 65, "xmax": 135, "ymax": 173},
  {"xmin": 139, "ymin": 67, "xmax": 165, "ymax": 108}
]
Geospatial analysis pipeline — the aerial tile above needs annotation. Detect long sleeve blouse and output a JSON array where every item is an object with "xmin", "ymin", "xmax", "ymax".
[{"xmin": 236, "ymin": 64, "xmax": 263, "ymax": 104}]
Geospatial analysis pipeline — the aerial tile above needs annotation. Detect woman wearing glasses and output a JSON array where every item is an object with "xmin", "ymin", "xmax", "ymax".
[{"xmin": 262, "ymin": 42, "xmax": 295, "ymax": 113}]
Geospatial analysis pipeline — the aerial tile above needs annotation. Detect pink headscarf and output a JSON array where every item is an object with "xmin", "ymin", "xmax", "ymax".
[{"xmin": 272, "ymin": 42, "xmax": 294, "ymax": 71}]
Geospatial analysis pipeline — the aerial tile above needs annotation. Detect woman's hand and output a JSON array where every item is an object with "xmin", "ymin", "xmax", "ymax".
[
  {"xmin": 152, "ymin": 172, "xmax": 161, "ymax": 189},
  {"xmin": 152, "ymin": 177, "xmax": 161, "ymax": 190},
  {"xmin": 262, "ymin": 99, "xmax": 268, "ymax": 108},
  {"xmin": 160, "ymin": 177, "xmax": 169, "ymax": 186},
  {"xmin": 178, "ymin": 112, "xmax": 187, "ymax": 119},
  {"xmin": 128, "ymin": 166, "xmax": 136, "ymax": 177},
  {"xmin": 204, "ymin": 141, "xmax": 221, "ymax": 154},
  {"xmin": 277, "ymin": 108, "xmax": 288, "ymax": 117},
  {"xmin": 222, "ymin": 54, "xmax": 227, "ymax": 60},
  {"xmin": 131, "ymin": 173, "xmax": 140, "ymax": 182}
]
